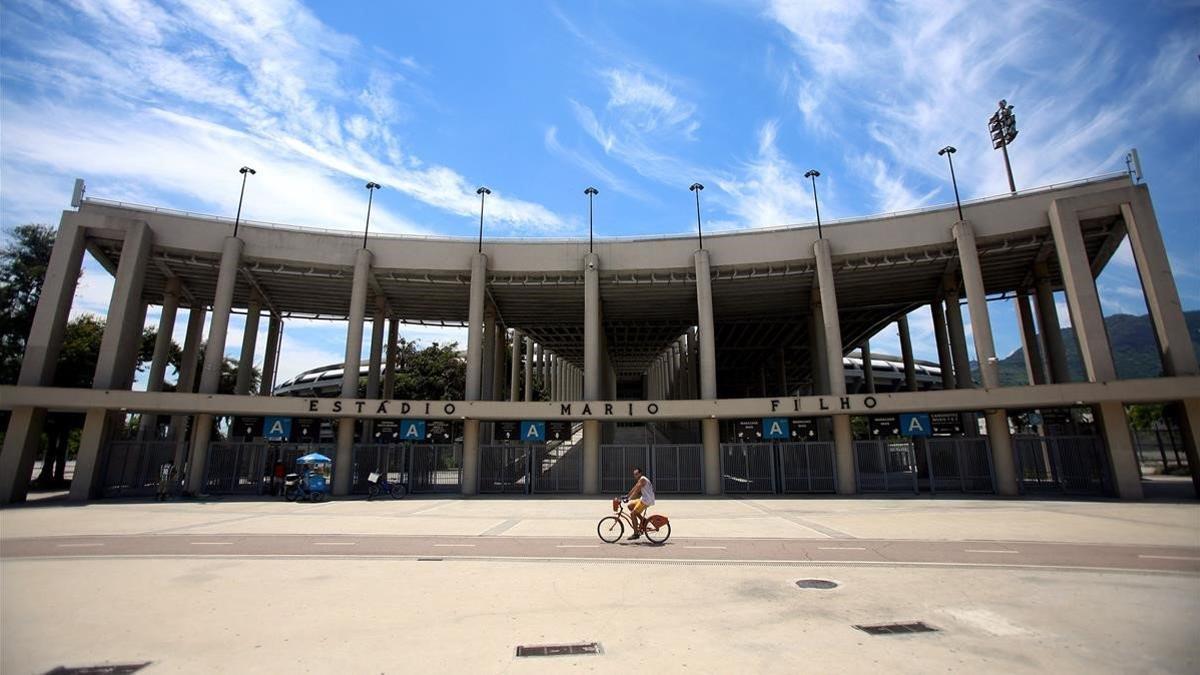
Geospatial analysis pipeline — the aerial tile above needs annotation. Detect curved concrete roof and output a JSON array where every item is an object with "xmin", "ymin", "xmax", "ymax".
[{"xmin": 71, "ymin": 173, "xmax": 1134, "ymax": 397}]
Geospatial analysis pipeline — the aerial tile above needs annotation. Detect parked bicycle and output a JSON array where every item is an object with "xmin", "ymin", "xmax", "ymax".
[
  {"xmin": 366, "ymin": 471, "xmax": 407, "ymax": 500},
  {"xmin": 597, "ymin": 497, "xmax": 671, "ymax": 544}
]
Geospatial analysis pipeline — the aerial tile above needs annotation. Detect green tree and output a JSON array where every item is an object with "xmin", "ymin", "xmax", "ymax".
[
  {"xmin": 0, "ymin": 224, "xmax": 55, "ymax": 385},
  {"xmin": 388, "ymin": 337, "xmax": 466, "ymax": 400}
]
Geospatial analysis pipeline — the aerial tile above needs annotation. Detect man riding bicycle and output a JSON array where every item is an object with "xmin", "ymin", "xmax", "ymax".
[{"xmin": 624, "ymin": 467, "xmax": 655, "ymax": 540}]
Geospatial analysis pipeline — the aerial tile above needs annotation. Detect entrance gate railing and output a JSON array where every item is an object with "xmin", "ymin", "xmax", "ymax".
[
  {"xmin": 855, "ymin": 439, "xmax": 919, "ymax": 493},
  {"xmin": 1012, "ymin": 435, "xmax": 1110, "ymax": 496},
  {"xmin": 204, "ymin": 442, "xmax": 334, "ymax": 495},
  {"xmin": 600, "ymin": 444, "xmax": 703, "ymax": 494},
  {"xmin": 720, "ymin": 443, "xmax": 775, "ymax": 493},
  {"xmin": 479, "ymin": 444, "xmax": 529, "ymax": 494},
  {"xmin": 925, "ymin": 437, "xmax": 995, "ymax": 493},
  {"xmin": 532, "ymin": 443, "xmax": 582, "ymax": 493},
  {"xmin": 350, "ymin": 444, "xmax": 408, "ymax": 494},
  {"xmin": 408, "ymin": 444, "xmax": 462, "ymax": 493},
  {"xmin": 101, "ymin": 441, "xmax": 179, "ymax": 497},
  {"xmin": 778, "ymin": 442, "xmax": 837, "ymax": 493}
]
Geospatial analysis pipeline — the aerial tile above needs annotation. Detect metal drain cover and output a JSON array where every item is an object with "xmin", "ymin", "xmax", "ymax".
[
  {"xmin": 516, "ymin": 643, "xmax": 602, "ymax": 657},
  {"xmin": 44, "ymin": 664, "xmax": 151, "ymax": 674},
  {"xmin": 854, "ymin": 621, "xmax": 939, "ymax": 636},
  {"xmin": 795, "ymin": 579, "xmax": 839, "ymax": 590}
]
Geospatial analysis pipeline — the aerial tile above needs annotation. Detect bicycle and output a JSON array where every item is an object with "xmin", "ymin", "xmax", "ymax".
[
  {"xmin": 597, "ymin": 497, "xmax": 671, "ymax": 544},
  {"xmin": 366, "ymin": 471, "xmax": 406, "ymax": 500}
]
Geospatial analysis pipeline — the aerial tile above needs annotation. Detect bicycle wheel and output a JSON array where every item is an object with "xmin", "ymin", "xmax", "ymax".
[
  {"xmin": 596, "ymin": 516, "xmax": 624, "ymax": 543},
  {"xmin": 367, "ymin": 484, "xmax": 379, "ymax": 501},
  {"xmin": 284, "ymin": 486, "xmax": 300, "ymax": 502},
  {"xmin": 390, "ymin": 483, "xmax": 407, "ymax": 499},
  {"xmin": 644, "ymin": 520, "xmax": 671, "ymax": 544}
]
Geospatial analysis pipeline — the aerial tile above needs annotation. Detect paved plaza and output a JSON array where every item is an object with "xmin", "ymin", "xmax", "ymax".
[{"xmin": 2, "ymin": 495, "xmax": 1198, "ymax": 673}]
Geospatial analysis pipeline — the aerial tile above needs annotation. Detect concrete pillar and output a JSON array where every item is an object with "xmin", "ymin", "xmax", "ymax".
[
  {"xmin": 954, "ymin": 221, "xmax": 1018, "ymax": 496},
  {"xmin": 510, "ymin": 329, "xmax": 522, "ymax": 401},
  {"xmin": 0, "ymin": 220, "xmax": 86, "ymax": 504},
  {"xmin": 491, "ymin": 320, "xmax": 506, "ymax": 402},
  {"xmin": 234, "ymin": 295, "xmax": 261, "ymax": 395},
  {"xmin": 1122, "ymin": 191, "xmax": 1200, "ymax": 494},
  {"xmin": 171, "ymin": 306, "xmax": 206, "ymax": 470},
  {"xmin": 1033, "ymin": 263, "xmax": 1070, "ymax": 383},
  {"xmin": 384, "ymin": 317, "xmax": 399, "ymax": 399},
  {"xmin": 687, "ymin": 327, "xmax": 700, "ymax": 400},
  {"xmin": 72, "ymin": 221, "xmax": 153, "ymax": 501},
  {"xmin": 524, "ymin": 336, "xmax": 533, "ymax": 402},
  {"xmin": 139, "ymin": 277, "xmax": 181, "ymax": 440},
  {"xmin": 943, "ymin": 284, "xmax": 973, "ymax": 388},
  {"xmin": 1016, "ymin": 293, "xmax": 1047, "ymax": 385},
  {"xmin": 584, "ymin": 248, "xmax": 602, "ymax": 491},
  {"xmin": 260, "ymin": 313, "xmax": 282, "ymax": 396},
  {"xmin": 694, "ymin": 249, "xmax": 721, "ymax": 494},
  {"xmin": 897, "ymin": 315, "xmax": 918, "ymax": 392},
  {"xmin": 861, "ymin": 339, "xmax": 875, "ymax": 394},
  {"xmin": 1049, "ymin": 199, "xmax": 1141, "ymax": 498},
  {"xmin": 333, "ymin": 248, "xmax": 371, "ymax": 497},
  {"xmin": 930, "ymin": 300, "xmax": 955, "ymax": 389},
  {"xmin": 810, "ymin": 298, "xmax": 830, "ymax": 395},
  {"xmin": 461, "ymin": 252, "xmax": 487, "ymax": 495},
  {"xmin": 814, "ymin": 238, "xmax": 855, "ymax": 494},
  {"xmin": 482, "ymin": 308, "xmax": 496, "ymax": 401},
  {"xmin": 366, "ymin": 306, "xmax": 385, "ymax": 399},
  {"xmin": 541, "ymin": 345, "xmax": 550, "ymax": 394}
]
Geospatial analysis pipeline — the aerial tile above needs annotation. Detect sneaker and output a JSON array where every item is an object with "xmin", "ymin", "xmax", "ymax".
[{"xmin": 628, "ymin": 532, "xmax": 641, "ymax": 540}]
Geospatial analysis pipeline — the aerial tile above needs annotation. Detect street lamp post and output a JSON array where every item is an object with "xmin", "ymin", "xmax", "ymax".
[
  {"xmin": 584, "ymin": 187, "xmax": 598, "ymax": 252},
  {"xmin": 689, "ymin": 182, "xmax": 705, "ymax": 249},
  {"xmin": 938, "ymin": 146, "xmax": 964, "ymax": 222},
  {"xmin": 804, "ymin": 170, "xmax": 822, "ymax": 239},
  {"xmin": 988, "ymin": 99, "xmax": 1018, "ymax": 193},
  {"xmin": 362, "ymin": 181, "xmax": 381, "ymax": 248},
  {"xmin": 233, "ymin": 166, "xmax": 256, "ymax": 237},
  {"xmin": 475, "ymin": 186, "xmax": 491, "ymax": 253}
]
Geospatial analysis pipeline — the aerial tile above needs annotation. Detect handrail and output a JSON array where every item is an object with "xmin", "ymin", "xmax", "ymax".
[{"xmin": 81, "ymin": 172, "xmax": 1130, "ymax": 244}]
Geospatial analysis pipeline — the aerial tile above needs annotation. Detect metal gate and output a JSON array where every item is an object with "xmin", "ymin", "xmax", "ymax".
[
  {"xmin": 720, "ymin": 443, "xmax": 775, "ymax": 493},
  {"xmin": 925, "ymin": 438, "xmax": 994, "ymax": 493},
  {"xmin": 409, "ymin": 444, "xmax": 462, "ymax": 493},
  {"xmin": 351, "ymin": 444, "xmax": 408, "ymax": 494},
  {"xmin": 533, "ymin": 443, "xmax": 582, "ymax": 493},
  {"xmin": 204, "ymin": 442, "xmax": 333, "ymax": 494},
  {"xmin": 601, "ymin": 445, "xmax": 649, "ymax": 493},
  {"xmin": 854, "ymin": 439, "xmax": 919, "ymax": 493},
  {"xmin": 652, "ymin": 445, "xmax": 703, "ymax": 493},
  {"xmin": 778, "ymin": 442, "xmax": 837, "ymax": 493},
  {"xmin": 1013, "ymin": 435, "xmax": 1110, "ymax": 495},
  {"xmin": 101, "ymin": 441, "xmax": 178, "ymax": 497},
  {"xmin": 479, "ymin": 444, "xmax": 529, "ymax": 494}
]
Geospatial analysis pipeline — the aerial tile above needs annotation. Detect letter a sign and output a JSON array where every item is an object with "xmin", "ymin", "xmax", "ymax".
[
  {"xmin": 899, "ymin": 413, "xmax": 932, "ymax": 437},
  {"xmin": 520, "ymin": 421, "xmax": 546, "ymax": 443},
  {"xmin": 400, "ymin": 419, "xmax": 427, "ymax": 441},
  {"xmin": 762, "ymin": 417, "xmax": 790, "ymax": 440},
  {"xmin": 263, "ymin": 416, "xmax": 291, "ymax": 441}
]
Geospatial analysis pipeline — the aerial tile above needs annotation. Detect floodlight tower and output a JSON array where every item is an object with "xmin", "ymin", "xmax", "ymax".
[{"xmin": 988, "ymin": 99, "xmax": 1018, "ymax": 193}]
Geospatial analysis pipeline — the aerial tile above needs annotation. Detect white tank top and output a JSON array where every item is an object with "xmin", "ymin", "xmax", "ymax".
[{"xmin": 639, "ymin": 476, "xmax": 655, "ymax": 506}]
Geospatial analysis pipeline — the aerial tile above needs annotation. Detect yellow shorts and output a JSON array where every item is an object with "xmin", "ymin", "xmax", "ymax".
[{"xmin": 628, "ymin": 499, "xmax": 648, "ymax": 515}]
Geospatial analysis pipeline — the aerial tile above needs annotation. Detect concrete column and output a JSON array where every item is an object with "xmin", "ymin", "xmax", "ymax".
[
  {"xmin": 1050, "ymin": 199, "xmax": 1141, "ymax": 498},
  {"xmin": 897, "ymin": 315, "xmax": 918, "ymax": 392},
  {"xmin": 810, "ymin": 298, "xmax": 830, "ymax": 395},
  {"xmin": 260, "ymin": 313, "xmax": 282, "ymax": 396},
  {"xmin": 584, "ymin": 248, "xmax": 602, "ymax": 493},
  {"xmin": 1034, "ymin": 263, "xmax": 1070, "ymax": 383},
  {"xmin": 482, "ymin": 308, "xmax": 496, "ymax": 401},
  {"xmin": 139, "ymin": 277, "xmax": 181, "ymax": 440},
  {"xmin": 333, "ymin": 248, "xmax": 372, "ymax": 497},
  {"xmin": 0, "ymin": 220, "xmax": 86, "ymax": 504},
  {"xmin": 693, "ymin": 249, "xmax": 720, "ymax": 494},
  {"xmin": 1015, "ymin": 293, "xmax": 1047, "ymax": 385},
  {"xmin": 524, "ymin": 336, "xmax": 533, "ymax": 402},
  {"xmin": 541, "ymin": 346, "xmax": 550, "ymax": 394},
  {"xmin": 366, "ymin": 306, "xmax": 385, "ymax": 400},
  {"xmin": 1122, "ymin": 191, "xmax": 1200, "ymax": 494},
  {"xmin": 384, "ymin": 317, "xmax": 399, "ymax": 399},
  {"xmin": 510, "ymin": 328, "xmax": 522, "ymax": 401},
  {"xmin": 943, "ymin": 285, "xmax": 973, "ymax": 388},
  {"xmin": 671, "ymin": 344, "xmax": 682, "ymax": 398},
  {"xmin": 930, "ymin": 300, "xmax": 955, "ymax": 389},
  {"xmin": 170, "ymin": 306, "xmax": 206, "ymax": 470},
  {"xmin": 234, "ymin": 295, "xmax": 262, "ymax": 396},
  {"xmin": 72, "ymin": 221, "xmax": 153, "ymax": 501},
  {"xmin": 687, "ymin": 327, "xmax": 700, "ymax": 400},
  {"xmin": 461, "ymin": 252, "xmax": 487, "ymax": 495},
  {"xmin": 815, "ymin": 238, "xmax": 855, "ymax": 494},
  {"xmin": 861, "ymin": 339, "xmax": 875, "ymax": 394},
  {"xmin": 491, "ymin": 320, "xmax": 506, "ymax": 402}
]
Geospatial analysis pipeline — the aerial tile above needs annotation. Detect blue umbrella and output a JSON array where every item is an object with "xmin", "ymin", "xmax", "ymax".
[{"xmin": 296, "ymin": 452, "xmax": 332, "ymax": 464}]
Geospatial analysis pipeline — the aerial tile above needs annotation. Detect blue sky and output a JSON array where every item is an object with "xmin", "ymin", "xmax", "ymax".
[{"xmin": 1, "ymin": 0, "xmax": 1197, "ymax": 387}]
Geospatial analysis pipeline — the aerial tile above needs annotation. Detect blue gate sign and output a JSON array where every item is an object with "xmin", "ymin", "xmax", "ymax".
[
  {"xmin": 899, "ymin": 413, "xmax": 932, "ymax": 437},
  {"xmin": 762, "ymin": 417, "xmax": 790, "ymax": 440},
  {"xmin": 520, "ymin": 421, "xmax": 546, "ymax": 443},
  {"xmin": 399, "ymin": 419, "xmax": 427, "ymax": 441},
  {"xmin": 263, "ymin": 416, "xmax": 291, "ymax": 441}
]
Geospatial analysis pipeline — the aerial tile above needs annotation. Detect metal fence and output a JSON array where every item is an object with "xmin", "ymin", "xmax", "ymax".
[
  {"xmin": 925, "ymin": 437, "xmax": 995, "ymax": 493},
  {"xmin": 533, "ymin": 443, "xmax": 582, "ymax": 493},
  {"xmin": 778, "ymin": 442, "xmax": 837, "ymax": 493},
  {"xmin": 1013, "ymin": 435, "xmax": 1110, "ymax": 496},
  {"xmin": 1132, "ymin": 427, "xmax": 1189, "ymax": 473},
  {"xmin": 854, "ymin": 439, "xmax": 919, "ymax": 493},
  {"xmin": 409, "ymin": 444, "xmax": 462, "ymax": 493},
  {"xmin": 720, "ymin": 443, "xmax": 775, "ymax": 493},
  {"xmin": 653, "ymin": 445, "xmax": 704, "ymax": 493},
  {"xmin": 350, "ymin": 444, "xmax": 408, "ymax": 494},
  {"xmin": 101, "ymin": 441, "xmax": 178, "ymax": 497},
  {"xmin": 601, "ymin": 445, "xmax": 650, "ymax": 493},
  {"xmin": 479, "ymin": 444, "xmax": 530, "ymax": 494},
  {"xmin": 204, "ymin": 442, "xmax": 334, "ymax": 495}
]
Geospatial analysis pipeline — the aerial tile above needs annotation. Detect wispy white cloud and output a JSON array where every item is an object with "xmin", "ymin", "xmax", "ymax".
[
  {"xmin": 714, "ymin": 120, "xmax": 814, "ymax": 228},
  {"xmin": 543, "ymin": 127, "xmax": 655, "ymax": 203}
]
